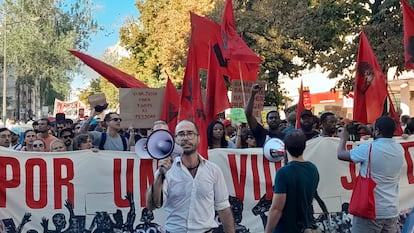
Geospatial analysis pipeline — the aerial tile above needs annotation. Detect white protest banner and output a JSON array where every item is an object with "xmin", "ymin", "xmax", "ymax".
[{"xmin": 1, "ymin": 136, "xmax": 414, "ymax": 232}]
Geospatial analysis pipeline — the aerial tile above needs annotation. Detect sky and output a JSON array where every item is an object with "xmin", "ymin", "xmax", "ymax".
[{"xmin": 71, "ymin": 0, "xmax": 139, "ymax": 89}]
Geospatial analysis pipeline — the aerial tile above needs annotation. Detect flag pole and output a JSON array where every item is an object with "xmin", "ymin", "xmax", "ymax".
[{"xmin": 239, "ymin": 61, "xmax": 246, "ymax": 107}]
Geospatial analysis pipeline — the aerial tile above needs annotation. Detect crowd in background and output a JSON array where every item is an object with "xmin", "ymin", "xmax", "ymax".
[{"xmin": 1, "ymin": 103, "xmax": 412, "ymax": 153}]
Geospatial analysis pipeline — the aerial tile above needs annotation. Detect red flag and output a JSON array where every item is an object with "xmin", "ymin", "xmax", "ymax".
[
  {"xmin": 221, "ymin": 0, "xmax": 262, "ymax": 63},
  {"xmin": 296, "ymin": 80, "xmax": 304, "ymax": 129},
  {"xmin": 178, "ymin": 42, "xmax": 208, "ymax": 158},
  {"xmin": 387, "ymin": 93, "xmax": 404, "ymax": 136},
  {"xmin": 205, "ymin": 45, "xmax": 231, "ymax": 123},
  {"xmin": 402, "ymin": 0, "xmax": 414, "ymax": 70},
  {"xmin": 190, "ymin": 13, "xmax": 259, "ymax": 82},
  {"xmin": 161, "ymin": 75, "xmax": 180, "ymax": 133},
  {"xmin": 69, "ymin": 50, "xmax": 148, "ymax": 88},
  {"xmin": 353, "ymin": 31, "xmax": 387, "ymax": 124}
]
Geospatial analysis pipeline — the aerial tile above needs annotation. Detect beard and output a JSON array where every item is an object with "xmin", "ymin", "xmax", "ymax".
[
  {"xmin": 180, "ymin": 141, "xmax": 197, "ymax": 155},
  {"xmin": 326, "ymin": 127, "xmax": 336, "ymax": 135},
  {"xmin": 301, "ymin": 123, "xmax": 313, "ymax": 132}
]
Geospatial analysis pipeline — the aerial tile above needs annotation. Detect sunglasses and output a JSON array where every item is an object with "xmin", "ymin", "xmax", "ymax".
[
  {"xmin": 63, "ymin": 135, "xmax": 73, "ymax": 139},
  {"xmin": 33, "ymin": 144, "xmax": 44, "ymax": 148},
  {"xmin": 110, "ymin": 118, "xmax": 122, "ymax": 122}
]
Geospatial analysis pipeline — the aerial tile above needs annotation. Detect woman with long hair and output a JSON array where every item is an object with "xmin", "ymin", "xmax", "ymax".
[
  {"xmin": 207, "ymin": 120, "xmax": 236, "ymax": 149},
  {"xmin": 21, "ymin": 129, "xmax": 37, "ymax": 151}
]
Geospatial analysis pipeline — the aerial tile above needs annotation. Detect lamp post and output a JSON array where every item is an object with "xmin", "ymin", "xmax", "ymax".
[{"xmin": 2, "ymin": 16, "xmax": 6, "ymax": 127}]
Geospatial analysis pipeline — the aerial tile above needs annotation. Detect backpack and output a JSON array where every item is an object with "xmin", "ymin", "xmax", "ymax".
[{"xmin": 99, "ymin": 132, "xmax": 127, "ymax": 151}]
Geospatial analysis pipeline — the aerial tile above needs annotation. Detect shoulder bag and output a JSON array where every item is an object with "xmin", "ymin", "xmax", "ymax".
[{"xmin": 348, "ymin": 143, "xmax": 377, "ymax": 220}]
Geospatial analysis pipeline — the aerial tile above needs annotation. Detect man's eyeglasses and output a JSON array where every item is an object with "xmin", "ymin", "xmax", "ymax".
[
  {"xmin": 63, "ymin": 135, "xmax": 73, "ymax": 139},
  {"xmin": 33, "ymin": 144, "xmax": 44, "ymax": 148},
  {"xmin": 0, "ymin": 134, "xmax": 11, "ymax": 139},
  {"xmin": 110, "ymin": 118, "xmax": 122, "ymax": 122},
  {"xmin": 176, "ymin": 131, "xmax": 198, "ymax": 140}
]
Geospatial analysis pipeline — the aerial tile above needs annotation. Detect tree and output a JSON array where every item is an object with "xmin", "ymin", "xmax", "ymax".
[
  {"xmin": 119, "ymin": 0, "xmax": 414, "ymax": 107},
  {"xmin": 1, "ymin": 0, "xmax": 97, "ymax": 116},
  {"xmin": 119, "ymin": 0, "xmax": 217, "ymax": 87}
]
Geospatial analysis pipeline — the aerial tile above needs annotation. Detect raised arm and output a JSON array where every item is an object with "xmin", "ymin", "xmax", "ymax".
[
  {"xmin": 80, "ymin": 108, "xmax": 98, "ymax": 133},
  {"xmin": 337, "ymin": 125, "xmax": 351, "ymax": 161},
  {"xmin": 244, "ymin": 84, "xmax": 261, "ymax": 131}
]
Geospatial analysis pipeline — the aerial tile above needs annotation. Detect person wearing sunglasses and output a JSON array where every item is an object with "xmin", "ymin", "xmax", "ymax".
[
  {"xmin": 31, "ymin": 139, "xmax": 46, "ymax": 152},
  {"xmin": 59, "ymin": 128, "xmax": 74, "ymax": 151},
  {"xmin": 80, "ymin": 109, "xmax": 129, "ymax": 151}
]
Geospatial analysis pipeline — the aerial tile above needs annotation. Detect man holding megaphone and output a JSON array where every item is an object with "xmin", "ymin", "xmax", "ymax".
[{"xmin": 146, "ymin": 120, "xmax": 235, "ymax": 233}]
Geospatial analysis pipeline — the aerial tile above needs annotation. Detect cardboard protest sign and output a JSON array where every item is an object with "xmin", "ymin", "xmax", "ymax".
[
  {"xmin": 119, "ymin": 88, "xmax": 164, "ymax": 128},
  {"xmin": 231, "ymin": 80, "xmax": 266, "ymax": 123}
]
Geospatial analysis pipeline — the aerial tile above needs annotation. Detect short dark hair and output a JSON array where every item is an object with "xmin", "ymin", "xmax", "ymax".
[
  {"xmin": 104, "ymin": 112, "xmax": 119, "ymax": 122},
  {"xmin": 39, "ymin": 118, "xmax": 51, "ymax": 126},
  {"xmin": 375, "ymin": 116, "xmax": 396, "ymax": 138},
  {"xmin": 320, "ymin": 112, "xmax": 335, "ymax": 123},
  {"xmin": 59, "ymin": 128, "xmax": 74, "ymax": 138},
  {"xmin": 266, "ymin": 110, "xmax": 279, "ymax": 120},
  {"xmin": 56, "ymin": 120, "xmax": 67, "ymax": 125},
  {"xmin": 0, "ymin": 127, "xmax": 10, "ymax": 133},
  {"xmin": 283, "ymin": 130, "xmax": 306, "ymax": 157}
]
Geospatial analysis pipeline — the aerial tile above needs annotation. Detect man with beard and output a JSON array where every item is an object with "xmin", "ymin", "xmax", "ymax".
[
  {"xmin": 299, "ymin": 110, "xmax": 320, "ymax": 141},
  {"xmin": 146, "ymin": 120, "xmax": 235, "ymax": 233},
  {"xmin": 37, "ymin": 118, "xmax": 58, "ymax": 152},
  {"xmin": 245, "ymin": 84, "xmax": 284, "ymax": 147},
  {"xmin": 320, "ymin": 112, "xmax": 337, "ymax": 137},
  {"xmin": 59, "ymin": 128, "xmax": 74, "ymax": 151}
]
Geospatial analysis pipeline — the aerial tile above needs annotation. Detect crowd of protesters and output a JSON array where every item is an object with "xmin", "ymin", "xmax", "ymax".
[
  {"xmin": 1, "ymin": 84, "xmax": 413, "ymax": 233},
  {"xmin": 0, "ymin": 98, "xmax": 409, "ymax": 154}
]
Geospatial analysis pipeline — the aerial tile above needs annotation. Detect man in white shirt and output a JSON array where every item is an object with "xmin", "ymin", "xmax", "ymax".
[{"xmin": 146, "ymin": 120, "xmax": 235, "ymax": 233}]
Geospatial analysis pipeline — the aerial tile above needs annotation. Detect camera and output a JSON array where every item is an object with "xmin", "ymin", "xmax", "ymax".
[{"xmin": 346, "ymin": 121, "xmax": 361, "ymax": 141}]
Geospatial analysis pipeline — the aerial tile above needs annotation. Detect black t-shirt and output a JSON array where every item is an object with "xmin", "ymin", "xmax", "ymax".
[
  {"xmin": 303, "ymin": 130, "xmax": 320, "ymax": 141},
  {"xmin": 252, "ymin": 123, "xmax": 284, "ymax": 147},
  {"xmin": 273, "ymin": 161, "xmax": 319, "ymax": 233}
]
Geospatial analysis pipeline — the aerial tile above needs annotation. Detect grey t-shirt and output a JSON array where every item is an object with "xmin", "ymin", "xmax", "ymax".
[
  {"xmin": 90, "ymin": 131, "xmax": 128, "ymax": 151},
  {"xmin": 350, "ymin": 138, "xmax": 404, "ymax": 218}
]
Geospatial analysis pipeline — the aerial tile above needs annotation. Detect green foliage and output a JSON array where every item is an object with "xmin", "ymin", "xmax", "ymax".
[
  {"xmin": 119, "ymin": 0, "xmax": 217, "ymax": 87},
  {"xmin": 118, "ymin": 0, "xmax": 414, "ymax": 107},
  {"xmin": 1, "ymin": 0, "xmax": 97, "ymax": 109}
]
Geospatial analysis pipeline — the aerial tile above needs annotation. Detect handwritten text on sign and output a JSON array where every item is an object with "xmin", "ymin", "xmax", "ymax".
[{"xmin": 119, "ymin": 88, "xmax": 164, "ymax": 128}]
